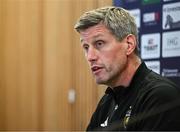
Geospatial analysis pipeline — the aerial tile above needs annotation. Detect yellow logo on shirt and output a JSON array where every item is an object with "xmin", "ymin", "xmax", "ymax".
[{"xmin": 123, "ymin": 106, "xmax": 132, "ymax": 129}]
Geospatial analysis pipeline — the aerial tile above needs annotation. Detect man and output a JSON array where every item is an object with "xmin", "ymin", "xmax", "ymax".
[{"xmin": 74, "ymin": 6, "xmax": 180, "ymax": 131}]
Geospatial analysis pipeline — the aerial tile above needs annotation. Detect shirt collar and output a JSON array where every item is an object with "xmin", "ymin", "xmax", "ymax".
[{"xmin": 105, "ymin": 62, "xmax": 151, "ymax": 99}]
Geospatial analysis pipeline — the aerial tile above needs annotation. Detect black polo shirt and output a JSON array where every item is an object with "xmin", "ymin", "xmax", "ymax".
[{"xmin": 87, "ymin": 62, "xmax": 180, "ymax": 131}]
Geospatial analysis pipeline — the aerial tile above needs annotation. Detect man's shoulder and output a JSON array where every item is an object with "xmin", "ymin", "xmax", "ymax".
[
  {"xmin": 138, "ymin": 71, "xmax": 180, "ymax": 104},
  {"xmin": 142, "ymin": 70, "xmax": 179, "ymax": 91}
]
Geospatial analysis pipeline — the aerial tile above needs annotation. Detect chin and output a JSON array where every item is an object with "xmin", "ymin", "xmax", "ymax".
[{"xmin": 95, "ymin": 79, "xmax": 108, "ymax": 85}]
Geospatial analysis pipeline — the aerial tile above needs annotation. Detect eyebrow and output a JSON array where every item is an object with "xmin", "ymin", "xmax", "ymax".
[{"xmin": 80, "ymin": 34, "xmax": 104, "ymax": 43}]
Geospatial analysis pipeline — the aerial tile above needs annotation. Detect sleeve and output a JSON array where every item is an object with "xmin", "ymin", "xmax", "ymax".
[{"xmin": 134, "ymin": 82, "xmax": 180, "ymax": 131}]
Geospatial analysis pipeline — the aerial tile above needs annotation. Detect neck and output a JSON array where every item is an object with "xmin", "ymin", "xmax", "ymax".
[{"xmin": 110, "ymin": 55, "xmax": 141, "ymax": 88}]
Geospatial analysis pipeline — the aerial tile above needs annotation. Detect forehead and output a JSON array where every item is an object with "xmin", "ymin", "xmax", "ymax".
[{"xmin": 80, "ymin": 23, "xmax": 111, "ymax": 42}]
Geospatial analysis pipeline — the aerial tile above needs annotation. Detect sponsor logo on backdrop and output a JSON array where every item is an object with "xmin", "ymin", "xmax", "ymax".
[
  {"xmin": 129, "ymin": 9, "xmax": 141, "ymax": 28},
  {"xmin": 162, "ymin": 69, "xmax": 180, "ymax": 77},
  {"xmin": 162, "ymin": 31, "xmax": 180, "ymax": 57},
  {"xmin": 142, "ymin": 0, "xmax": 160, "ymax": 5},
  {"xmin": 163, "ymin": 2, "xmax": 180, "ymax": 29},
  {"xmin": 141, "ymin": 33, "xmax": 160, "ymax": 59},
  {"xmin": 145, "ymin": 61, "xmax": 160, "ymax": 74},
  {"xmin": 143, "ymin": 12, "xmax": 160, "ymax": 26}
]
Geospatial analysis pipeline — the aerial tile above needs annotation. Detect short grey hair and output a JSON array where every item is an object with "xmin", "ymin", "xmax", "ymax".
[{"xmin": 74, "ymin": 6, "xmax": 139, "ymax": 56}]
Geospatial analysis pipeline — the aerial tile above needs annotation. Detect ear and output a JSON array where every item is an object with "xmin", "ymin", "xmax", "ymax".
[{"xmin": 125, "ymin": 34, "xmax": 136, "ymax": 56}]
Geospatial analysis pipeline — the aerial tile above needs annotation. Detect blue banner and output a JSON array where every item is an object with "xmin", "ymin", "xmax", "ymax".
[{"xmin": 113, "ymin": 0, "xmax": 180, "ymax": 86}]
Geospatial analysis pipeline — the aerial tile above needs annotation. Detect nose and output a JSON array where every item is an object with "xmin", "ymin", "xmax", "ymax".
[{"xmin": 86, "ymin": 47, "xmax": 98, "ymax": 62}]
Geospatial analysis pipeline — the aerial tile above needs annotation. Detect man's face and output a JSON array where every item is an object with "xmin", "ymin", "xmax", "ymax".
[{"xmin": 80, "ymin": 23, "xmax": 129, "ymax": 87}]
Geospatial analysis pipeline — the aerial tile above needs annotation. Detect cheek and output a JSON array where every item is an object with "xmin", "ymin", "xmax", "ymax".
[
  {"xmin": 100, "ymin": 44, "xmax": 127, "ymax": 68},
  {"xmin": 102, "ymin": 53, "xmax": 119, "ymax": 69},
  {"xmin": 105, "ymin": 50, "xmax": 127, "ymax": 70},
  {"xmin": 105, "ymin": 49, "xmax": 125, "ymax": 63}
]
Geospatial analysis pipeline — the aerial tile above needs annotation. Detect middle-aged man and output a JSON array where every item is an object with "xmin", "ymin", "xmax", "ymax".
[{"xmin": 74, "ymin": 6, "xmax": 180, "ymax": 131}]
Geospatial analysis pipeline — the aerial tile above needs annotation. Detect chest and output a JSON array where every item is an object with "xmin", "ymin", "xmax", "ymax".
[{"xmin": 99, "ymin": 94, "xmax": 137, "ymax": 130}]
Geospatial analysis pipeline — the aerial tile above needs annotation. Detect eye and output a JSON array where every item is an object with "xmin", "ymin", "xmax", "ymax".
[
  {"xmin": 95, "ymin": 40, "xmax": 105, "ymax": 49},
  {"xmin": 82, "ymin": 44, "xmax": 89, "ymax": 52}
]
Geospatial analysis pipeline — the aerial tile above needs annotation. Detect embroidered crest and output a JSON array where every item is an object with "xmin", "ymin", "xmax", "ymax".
[{"xmin": 123, "ymin": 106, "xmax": 132, "ymax": 129}]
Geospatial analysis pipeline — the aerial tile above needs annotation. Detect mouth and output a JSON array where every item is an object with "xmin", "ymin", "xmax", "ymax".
[{"xmin": 91, "ymin": 66, "xmax": 103, "ymax": 75}]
